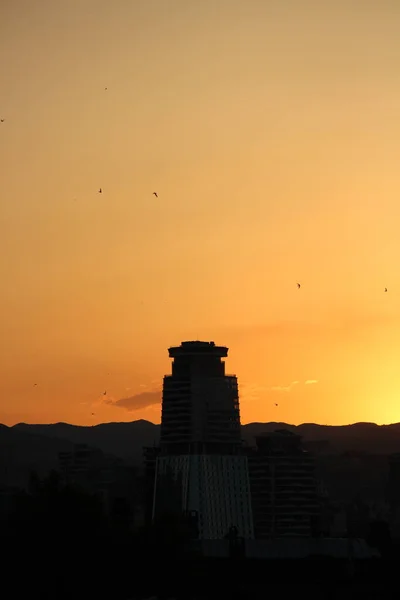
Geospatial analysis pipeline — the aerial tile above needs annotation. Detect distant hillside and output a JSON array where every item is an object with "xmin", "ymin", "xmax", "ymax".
[
  {"xmin": 9, "ymin": 419, "xmax": 400, "ymax": 464},
  {"xmin": 3, "ymin": 420, "xmax": 400, "ymax": 502},
  {"xmin": 12, "ymin": 419, "xmax": 159, "ymax": 463},
  {"xmin": 0, "ymin": 426, "xmax": 74, "ymax": 488}
]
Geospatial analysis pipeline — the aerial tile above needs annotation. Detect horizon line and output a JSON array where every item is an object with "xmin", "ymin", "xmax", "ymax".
[{"xmin": 4, "ymin": 419, "xmax": 400, "ymax": 429}]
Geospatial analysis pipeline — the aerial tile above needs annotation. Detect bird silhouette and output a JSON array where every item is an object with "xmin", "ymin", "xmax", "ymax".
[
  {"xmin": 385, "ymin": 288, "xmax": 388, "ymax": 292},
  {"xmin": 275, "ymin": 403, "xmax": 278, "ymax": 407},
  {"xmin": 98, "ymin": 188, "xmax": 102, "ymax": 194},
  {"xmin": 0, "ymin": 119, "xmax": 4, "ymax": 123},
  {"xmin": 153, "ymin": 192, "xmax": 158, "ymax": 198},
  {"xmin": 297, "ymin": 283, "xmax": 301, "ymax": 289},
  {"xmin": 34, "ymin": 383, "xmax": 37, "ymax": 386},
  {"xmin": 103, "ymin": 390, "xmax": 107, "ymax": 395}
]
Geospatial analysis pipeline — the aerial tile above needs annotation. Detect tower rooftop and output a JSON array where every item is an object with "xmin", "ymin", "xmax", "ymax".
[{"xmin": 168, "ymin": 340, "xmax": 228, "ymax": 359}]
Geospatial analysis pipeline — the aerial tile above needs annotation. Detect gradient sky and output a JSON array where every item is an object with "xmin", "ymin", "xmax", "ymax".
[{"xmin": 1, "ymin": 0, "xmax": 400, "ymax": 427}]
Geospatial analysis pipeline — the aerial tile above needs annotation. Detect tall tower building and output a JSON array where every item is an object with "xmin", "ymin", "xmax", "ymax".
[
  {"xmin": 160, "ymin": 341, "xmax": 241, "ymax": 456},
  {"xmin": 152, "ymin": 341, "xmax": 254, "ymax": 540}
]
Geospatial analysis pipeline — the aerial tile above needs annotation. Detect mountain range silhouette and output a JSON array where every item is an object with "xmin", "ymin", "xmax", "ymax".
[
  {"xmin": 1, "ymin": 420, "xmax": 399, "ymax": 502},
  {"xmin": 0, "ymin": 420, "xmax": 399, "ymax": 465}
]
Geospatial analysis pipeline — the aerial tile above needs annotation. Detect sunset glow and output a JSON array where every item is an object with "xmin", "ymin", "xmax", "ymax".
[{"xmin": 1, "ymin": 1, "xmax": 400, "ymax": 426}]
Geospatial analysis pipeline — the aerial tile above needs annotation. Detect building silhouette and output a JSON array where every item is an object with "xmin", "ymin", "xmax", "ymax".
[
  {"xmin": 386, "ymin": 453, "xmax": 400, "ymax": 510},
  {"xmin": 160, "ymin": 341, "xmax": 241, "ymax": 455},
  {"xmin": 143, "ymin": 445, "xmax": 160, "ymax": 528},
  {"xmin": 58, "ymin": 444, "xmax": 105, "ymax": 488},
  {"xmin": 386, "ymin": 453, "xmax": 400, "ymax": 537},
  {"xmin": 247, "ymin": 429, "xmax": 320, "ymax": 538},
  {"xmin": 151, "ymin": 341, "xmax": 254, "ymax": 540},
  {"xmin": 58, "ymin": 444, "xmax": 140, "ymax": 529}
]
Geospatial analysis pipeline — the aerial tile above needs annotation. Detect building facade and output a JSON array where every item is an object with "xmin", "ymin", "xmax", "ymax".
[
  {"xmin": 151, "ymin": 340, "xmax": 254, "ymax": 540},
  {"xmin": 153, "ymin": 454, "xmax": 253, "ymax": 539},
  {"xmin": 160, "ymin": 341, "xmax": 241, "ymax": 456},
  {"xmin": 248, "ymin": 429, "xmax": 320, "ymax": 538}
]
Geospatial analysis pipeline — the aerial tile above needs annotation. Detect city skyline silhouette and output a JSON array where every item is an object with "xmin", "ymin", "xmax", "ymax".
[
  {"xmin": 2, "ymin": 338, "xmax": 400, "ymax": 599},
  {"xmin": 2, "ymin": 3, "xmax": 400, "ymax": 595}
]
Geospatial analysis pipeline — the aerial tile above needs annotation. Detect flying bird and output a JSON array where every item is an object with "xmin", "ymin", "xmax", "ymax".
[
  {"xmin": 98, "ymin": 188, "xmax": 102, "ymax": 194},
  {"xmin": 0, "ymin": 119, "xmax": 4, "ymax": 123},
  {"xmin": 153, "ymin": 192, "xmax": 158, "ymax": 198},
  {"xmin": 385, "ymin": 288, "xmax": 388, "ymax": 292},
  {"xmin": 297, "ymin": 283, "xmax": 301, "ymax": 289}
]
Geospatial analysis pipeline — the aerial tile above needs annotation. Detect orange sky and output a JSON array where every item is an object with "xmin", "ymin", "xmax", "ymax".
[{"xmin": 1, "ymin": 0, "xmax": 400, "ymax": 427}]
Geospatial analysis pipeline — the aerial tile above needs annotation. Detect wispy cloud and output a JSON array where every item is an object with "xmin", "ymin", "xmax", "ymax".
[
  {"xmin": 99, "ymin": 378, "xmax": 318, "ymax": 412},
  {"xmin": 106, "ymin": 390, "xmax": 162, "ymax": 412},
  {"xmin": 270, "ymin": 381, "xmax": 299, "ymax": 392},
  {"xmin": 239, "ymin": 382, "xmax": 271, "ymax": 402}
]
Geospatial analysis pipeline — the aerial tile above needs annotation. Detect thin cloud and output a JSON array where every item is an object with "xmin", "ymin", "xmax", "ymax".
[
  {"xmin": 270, "ymin": 381, "xmax": 299, "ymax": 392},
  {"xmin": 305, "ymin": 379, "xmax": 318, "ymax": 385},
  {"xmin": 107, "ymin": 390, "xmax": 161, "ymax": 412},
  {"xmin": 239, "ymin": 382, "xmax": 270, "ymax": 402}
]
